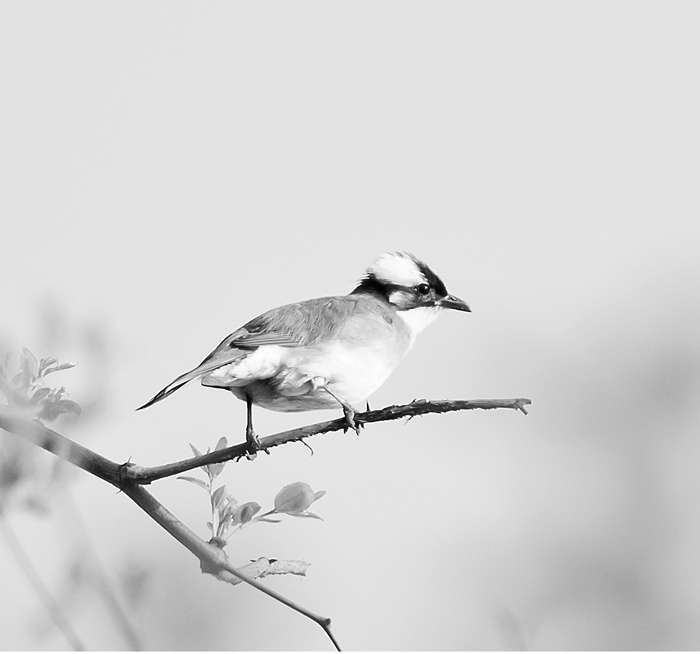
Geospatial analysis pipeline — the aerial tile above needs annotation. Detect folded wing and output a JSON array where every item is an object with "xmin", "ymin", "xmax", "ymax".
[{"xmin": 136, "ymin": 295, "xmax": 365, "ymax": 410}]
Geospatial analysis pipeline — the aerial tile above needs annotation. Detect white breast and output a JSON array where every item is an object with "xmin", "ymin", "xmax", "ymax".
[
  {"xmin": 395, "ymin": 306, "xmax": 442, "ymax": 347},
  {"xmin": 278, "ymin": 337, "xmax": 404, "ymax": 407}
]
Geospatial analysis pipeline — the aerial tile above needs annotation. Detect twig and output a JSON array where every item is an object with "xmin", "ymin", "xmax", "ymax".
[
  {"xmin": 125, "ymin": 397, "xmax": 531, "ymax": 484},
  {"xmin": 216, "ymin": 557, "xmax": 311, "ymax": 586},
  {"xmin": 118, "ymin": 482, "xmax": 341, "ymax": 651},
  {"xmin": 0, "ymin": 509, "xmax": 86, "ymax": 651},
  {"xmin": 0, "ymin": 404, "xmax": 341, "ymax": 650},
  {"xmin": 0, "ymin": 396, "xmax": 530, "ymax": 652},
  {"xmin": 0, "ymin": 405, "xmax": 122, "ymax": 484}
]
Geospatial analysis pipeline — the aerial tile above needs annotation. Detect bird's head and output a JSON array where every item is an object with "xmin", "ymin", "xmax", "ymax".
[{"xmin": 353, "ymin": 252, "xmax": 470, "ymax": 340}]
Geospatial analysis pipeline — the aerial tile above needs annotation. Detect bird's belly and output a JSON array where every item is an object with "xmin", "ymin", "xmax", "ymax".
[
  {"xmin": 236, "ymin": 340, "xmax": 404, "ymax": 413},
  {"xmin": 232, "ymin": 381, "xmax": 337, "ymax": 412}
]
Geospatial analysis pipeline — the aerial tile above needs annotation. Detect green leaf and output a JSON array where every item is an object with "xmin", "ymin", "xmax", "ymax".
[
  {"xmin": 38, "ymin": 357, "xmax": 58, "ymax": 375},
  {"xmin": 205, "ymin": 461, "xmax": 226, "ymax": 481},
  {"xmin": 290, "ymin": 511, "xmax": 324, "ymax": 520},
  {"xmin": 189, "ymin": 443, "xmax": 203, "ymax": 458},
  {"xmin": 273, "ymin": 481, "xmax": 324, "ymax": 515},
  {"xmin": 214, "ymin": 436, "xmax": 228, "ymax": 451},
  {"xmin": 221, "ymin": 498, "xmax": 240, "ymax": 520},
  {"xmin": 46, "ymin": 361, "xmax": 77, "ymax": 375},
  {"xmin": 236, "ymin": 502, "xmax": 261, "ymax": 525},
  {"xmin": 11, "ymin": 370, "xmax": 31, "ymax": 390},
  {"xmin": 54, "ymin": 399, "xmax": 82, "ymax": 416},
  {"xmin": 30, "ymin": 387, "xmax": 52, "ymax": 404},
  {"xmin": 211, "ymin": 485, "xmax": 227, "ymax": 510},
  {"xmin": 21, "ymin": 347, "xmax": 38, "ymax": 377},
  {"xmin": 177, "ymin": 476, "xmax": 209, "ymax": 490}
]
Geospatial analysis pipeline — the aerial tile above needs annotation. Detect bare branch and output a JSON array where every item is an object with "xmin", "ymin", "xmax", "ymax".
[
  {"xmin": 125, "ymin": 397, "xmax": 531, "ymax": 484},
  {"xmin": 0, "ymin": 405, "xmax": 121, "ymax": 484},
  {"xmin": 0, "ymin": 396, "xmax": 530, "ymax": 653},
  {"xmin": 117, "ymin": 482, "xmax": 340, "ymax": 650},
  {"xmin": 0, "ymin": 404, "xmax": 341, "ymax": 650},
  {"xmin": 215, "ymin": 557, "xmax": 311, "ymax": 586}
]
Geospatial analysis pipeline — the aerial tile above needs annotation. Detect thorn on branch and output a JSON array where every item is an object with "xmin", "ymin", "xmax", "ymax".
[
  {"xmin": 117, "ymin": 460, "xmax": 136, "ymax": 486},
  {"xmin": 116, "ymin": 397, "xmax": 532, "ymax": 485}
]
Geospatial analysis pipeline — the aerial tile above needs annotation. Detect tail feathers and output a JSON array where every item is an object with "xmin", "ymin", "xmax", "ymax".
[
  {"xmin": 136, "ymin": 364, "xmax": 217, "ymax": 411},
  {"xmin": 137, "ymin": 344, "xmax": 249, "ymax": 411}
]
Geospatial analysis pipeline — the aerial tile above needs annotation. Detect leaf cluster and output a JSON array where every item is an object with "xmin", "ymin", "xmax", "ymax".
[
  {"xmin": 179, "ymin": 437, "xmax": 326, "ymax": 546},
  {"xmin": 0, "ymin": 348, "xmax": 81, "ymax": 421}
]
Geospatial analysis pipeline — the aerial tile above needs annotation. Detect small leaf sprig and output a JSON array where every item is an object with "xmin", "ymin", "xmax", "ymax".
[
  {"xmin": 179, "ymin": 438, "xmax": 326, "ymax": 548},
  {"xmin": 0, "ymin": 347, "xmax": 81, "ymax": 421},
  {"xmin": 259, "ymin": 482, "xmax": 327, "ymax": 521}
]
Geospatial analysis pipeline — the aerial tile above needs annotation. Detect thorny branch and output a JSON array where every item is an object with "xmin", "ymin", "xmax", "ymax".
[
  {"xmin": 0, "ymin": 396, "xmax": 530, "ymax": 652},
  {"xmin": 0, "ymin": 403, "xmax": 341, "ymax": 650},
  {"xmin": 126, "ymin": 398, "xmax": 531, "ymax": 484}
]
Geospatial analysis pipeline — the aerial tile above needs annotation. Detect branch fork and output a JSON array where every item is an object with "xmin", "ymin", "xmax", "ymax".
[{"xmin": 0, "ymin": 395, "xmax": 530, "ymax": 652}]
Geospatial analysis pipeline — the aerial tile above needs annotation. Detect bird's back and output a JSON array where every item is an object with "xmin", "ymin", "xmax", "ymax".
[
  {"xmin": 243, "ymin": 293, "xmax": 395, "ymax": 344},
  {"xmin": 196, "ymin": 293, "xmax": 409, "ymax": 403}
]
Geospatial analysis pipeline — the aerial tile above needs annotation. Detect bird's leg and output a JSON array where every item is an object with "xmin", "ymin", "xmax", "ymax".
[
  {"xmin": 313, "ymin": 378, "xmax": 362, "ymax": 435},
  {"xmin": 244, "ymin": 393, "xmax": 260, "ymax": 456}
]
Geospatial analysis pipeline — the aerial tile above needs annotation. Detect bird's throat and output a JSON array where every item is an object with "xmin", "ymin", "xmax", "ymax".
[{"xmin": 395, "ymin": 306, "xmax": 442, "ymax": 346}]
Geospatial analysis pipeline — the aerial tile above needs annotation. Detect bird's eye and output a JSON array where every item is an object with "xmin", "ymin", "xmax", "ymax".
[{"xmin": 416, "ymin": 283, "xmax": 430, "ymax": 296}]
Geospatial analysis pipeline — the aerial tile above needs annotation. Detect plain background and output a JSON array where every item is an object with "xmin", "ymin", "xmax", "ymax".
[{"xmin": 1, "ymin": 1, "xmax": 699, "ymax": 649}]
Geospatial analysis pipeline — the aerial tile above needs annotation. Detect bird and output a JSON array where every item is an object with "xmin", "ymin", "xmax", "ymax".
[{"xmin": 137, "ymin": 252, "xmax": 470, "ymax": 453}]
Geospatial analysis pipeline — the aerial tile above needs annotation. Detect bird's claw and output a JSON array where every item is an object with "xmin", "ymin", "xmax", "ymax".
[
  {"xmin": 245, "ymin": 427, "xmax": 260, "ymax": 460},
  {"xmin": 342, "ymin": 406, "xmax": 363, "ymax": 435}
]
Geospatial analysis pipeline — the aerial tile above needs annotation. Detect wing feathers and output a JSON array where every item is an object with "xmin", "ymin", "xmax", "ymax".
[
  {"xmin": 231, "ymin": 332, "xmax": 301, "ymax": 348},
  {"xmin": 137, "ymin": 294, "xmax": 388, "ymax": 410}
]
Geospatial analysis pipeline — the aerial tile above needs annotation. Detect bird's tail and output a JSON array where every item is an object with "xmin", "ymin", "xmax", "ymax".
[
  {"xmin": 136, "ymin": 360, "xmax": 227, "ymax": 411},
  {"xmin": 136, "ymin": 368, "xmax": 201, "ymax": 410}
]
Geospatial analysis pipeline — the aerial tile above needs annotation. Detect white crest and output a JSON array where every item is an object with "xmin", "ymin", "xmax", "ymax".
[{"xmin": 367, "ymin": 252, "xmax": 426, "ymax": 287}]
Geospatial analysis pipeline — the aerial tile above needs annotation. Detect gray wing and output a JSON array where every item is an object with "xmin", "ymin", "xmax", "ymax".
[
  {"xmin": 238, "ymin": 295, "xmax": 362, "ymax": 346},
  {"xmin": 136, "ymin": 295, "xmax": 361, "ymax": 409}
]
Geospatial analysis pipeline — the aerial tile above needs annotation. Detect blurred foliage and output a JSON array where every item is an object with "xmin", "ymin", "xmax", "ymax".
[{"xmin": 0, "ymin": 308, "xmax": 145, "ymax": 650}]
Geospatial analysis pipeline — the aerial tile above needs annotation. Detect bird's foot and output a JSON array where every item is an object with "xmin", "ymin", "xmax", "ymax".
[
  {"xmin": 315, "ymin": 378, "xmax": 363, "ymax": 435},
  {"xmin": 245, "ymin": 426, "xmax": 260, "ymax": 460},
  {"xmin": 342, "ymin": 405, "xmax": 363, "ymax": 436}
]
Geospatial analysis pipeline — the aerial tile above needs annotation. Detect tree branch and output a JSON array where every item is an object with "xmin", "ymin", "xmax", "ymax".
[
  {"xmin": 118, "ymin": 482, "xmax": 340, "ymax": 650},
  {"xmin": 0, "ymin": 396, "xmax": 530, "ymax": 652},
  {"xmin": 215, "ymin": 557, "xmax": 311, "ymax": 586},
  {"xmin": 0, "ymin": 405, "xmax": 122, "ymax": 484},
  {"xmin": 0, "ymin": 404, "xmax": 342, "ymax": 649},
  {"xmin": 125, "ymin": 397, "xmax": 531, "ymax": 484}
]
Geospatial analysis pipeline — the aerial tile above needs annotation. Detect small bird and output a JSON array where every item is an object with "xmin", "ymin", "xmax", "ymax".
[{"xmin": 137, "ymin": 252, "xmax": 470, "ymax": 452}]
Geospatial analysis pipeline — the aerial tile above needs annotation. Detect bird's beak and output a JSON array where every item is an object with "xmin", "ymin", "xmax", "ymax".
[{"xmin": 440, "ymin": 294, "xmax": 471, "ymax": 312}]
